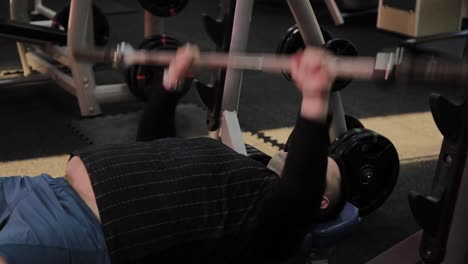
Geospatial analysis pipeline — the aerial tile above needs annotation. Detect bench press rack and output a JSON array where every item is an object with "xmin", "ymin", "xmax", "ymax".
[{"xmin": 3, "ymin": 0, "xmax": 152, "ymax": 116}]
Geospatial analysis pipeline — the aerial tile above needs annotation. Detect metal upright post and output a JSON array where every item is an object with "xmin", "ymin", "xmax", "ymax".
[
  {"xmin": 287, "ymin": 0, "xmax": 348, "ymax": 141},
  {"xmin": 33, "ymin": 0, "xmax": 56, "ymax": 19},
  {"xmin": 144, "ymin": 11, "xmax": 164, "ymax": 38},
  {"xmin": 444, "ymin": 156, "xmax": 468, "ymax": 263},
  {"xmin": 221, "ymin": 0, "xmax": 253, "ymax": 112},
  {"xmin": 324, "ymin": 0, "xmax": 345, "ymax": 25},
  {"xmin": 10, "ymin": 0, "xmax": 33, "ymax": 76},
  {"xmin": 67, "ymin": 0, "xmax": 101, "ymax": 116},
  {"xmin": 218, "ymin": 0, "xmax": 254, "ymax": 155}
]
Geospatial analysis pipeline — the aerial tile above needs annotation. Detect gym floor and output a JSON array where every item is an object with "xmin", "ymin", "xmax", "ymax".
[{"xmin": 0, "ymin": 0, "xmax": 461, "ymax": 263}]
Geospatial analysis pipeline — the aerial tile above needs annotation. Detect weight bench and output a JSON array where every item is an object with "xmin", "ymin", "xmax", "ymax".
[
  {"xmin": 0, "ymin": 19, "xmax": 67, "ymax": 45},
  {"xmin": 246, "ymin": 145, "xmax": 360, "ymax": 261}
]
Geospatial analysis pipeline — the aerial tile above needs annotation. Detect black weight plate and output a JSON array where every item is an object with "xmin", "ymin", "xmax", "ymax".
[
  {"xmin": 277, "ymin": 24, "xmax": 333, "ymax": 56},
  {"xmin": 133, "ymin": 35, "xmax": 181, "ymax": 100},
  {"xmin": 277, "ymin": 24, "xmax": 333, "ymax": 57},
  {"xmin": 345, "ymin": 114, "xmax": 364, "ymax": 130},
  {"xmin": 52, "ymin": 4, "xmax": 110, "ymax": 46},
  {"xmin": 138, "ymin": 34, "xmax": 182, "ymax": 50},
  {"xmin": 323, "ymin": 39, "xmax": 358, "ymax": 91},
  {"xmin": 127, "ymin": 35, "xmax": 193, "ymax": 101},
  {"xmin": 330, "ymin": 128, "xmax": 399, "ymax": 216},
  {"xmin": 277, "ymin": 24, "xmax": 332, "ymax": 80},
  {"xmin": 276, "ymin": 25, "xmax": 358, "ymax": 92},
  {"xmin": 138, "ymin": 0, "xmax": 189, "ymax": 17},
  {"xmin": 276, "ymin": 24, "xmax": 297, "ymax": 56},
  {"xmin": 329, "ymin": 127, "xmax": 362, "ymax": 155}
]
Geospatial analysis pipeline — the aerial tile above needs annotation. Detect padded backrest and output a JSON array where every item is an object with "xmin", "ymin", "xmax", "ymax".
[
  {"xmin": 303, "ymin": 202, "xmax": 360, "ymax": 250},
  {"xmin": 245, "ymin": 145, "xmax": 360, "ymax": 249}
]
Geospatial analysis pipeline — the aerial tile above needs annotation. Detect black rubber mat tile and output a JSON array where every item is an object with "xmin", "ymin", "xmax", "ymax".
[
  {"xmin": 330, "ymin": 159, "xmax": 436, "ymax": 264},
  {"xmin": 68, "ymin": 104, "xmax": 208, "ymax": 145}
]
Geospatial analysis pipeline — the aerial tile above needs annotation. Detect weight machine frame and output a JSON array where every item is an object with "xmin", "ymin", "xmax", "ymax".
[
  {"xmin": 8, "ymin": 0, "xmax": 135, "ymax": 117},
  {"xmin": 220, "ymin": 2, "xmax": 468, "ymax": 263},
  {"xmin": 367, "ymin": 92, "xmax": 468, "ymax": 264},
  {"xmin": 30, "ymin": 0, "xmax": 56, "ymax": 19},
  {"xmin": 366, "ymin": 33, "xmax": 468, "ymax": 264},
  {"xmin": 324, "ymin": 0, "xmax": 377, "ymax": 26},
  {"xmin": 8, "ymin": 0, "xmax": 349, "ymax": 144},
  {"xmin": 7, "ymin": 0, "xmax": 349, "ymax": 154},
  {"xmin": 215, "ymin": 0, "xmax": 348, "ymax": 154}
]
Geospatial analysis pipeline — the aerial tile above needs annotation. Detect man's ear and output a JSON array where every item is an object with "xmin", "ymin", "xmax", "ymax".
[{"xmin": 321, "ymin": 196, "xmax": 330, "ymax": 209}]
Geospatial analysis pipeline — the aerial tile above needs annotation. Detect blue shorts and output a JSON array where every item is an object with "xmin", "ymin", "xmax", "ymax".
[{"xmin": 0, "ymin": 174, "xmax": 111, "ymax": 264}]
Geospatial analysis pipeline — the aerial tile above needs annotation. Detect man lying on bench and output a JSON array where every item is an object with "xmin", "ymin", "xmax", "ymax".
[{"xmin": 0, "ymin": 47, "xmax": 347, "ymax": 264}]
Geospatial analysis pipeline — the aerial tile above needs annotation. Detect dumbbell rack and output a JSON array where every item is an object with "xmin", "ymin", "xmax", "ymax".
[{"xmin": 367, "ymin": 88, "xmax": 468, "ymax": 263}]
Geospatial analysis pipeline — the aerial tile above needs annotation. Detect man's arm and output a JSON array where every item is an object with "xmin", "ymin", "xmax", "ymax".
[
  {"xmin": 163, "ymin": 46, "xmax": 334, "ymax": 258},
  {"xmin": 263, "ymin": 48, "xmax": 332, "ymax": 214},
  {"xmin": 253, "ymin": 48, "xmax": 333, "ymax": 258}
]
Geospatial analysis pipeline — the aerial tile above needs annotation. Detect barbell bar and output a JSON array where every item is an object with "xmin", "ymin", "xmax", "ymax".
[{"xmin": 72, "ymin": 42, "xmax": 468, "ymax": 86}]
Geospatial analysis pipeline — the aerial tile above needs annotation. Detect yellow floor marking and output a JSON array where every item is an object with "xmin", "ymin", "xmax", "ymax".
[
  {"xmin": 0, "ymin": 155, "xmax": 69, "ymax": 177},
  {"xmin": 259, "ymin": 112, "xmax": 443, "ymax": 162},
  {"xmin": 0, "ymin": 112, "xmax": 442, "ymax": 177},
  {"xmin": 361, "ymin": 112, "xmax": 443, "ymax": 162},
  {"xmin": 243, "ymin": 132, "xmax": 280, "ymax": 157}
]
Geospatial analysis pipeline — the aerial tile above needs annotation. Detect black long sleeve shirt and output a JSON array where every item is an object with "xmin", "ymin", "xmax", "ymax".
[{"xmin": 75, "ymin": 116, "xmax": 329, "ymax": 264}]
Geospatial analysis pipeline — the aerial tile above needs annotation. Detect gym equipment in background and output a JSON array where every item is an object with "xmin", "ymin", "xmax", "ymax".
[
  {"xmin": 138, "ymin": 0, "xmax": 188, "ymax": 17},
  {"xmin": 2, "ymin": 0, "xmax": 131, "ymax": 117},
  {"xmin": 329, "ymin": 128, "xmax": 399, "ymax": 215},
  {"xmin": 369, "ymin": 17, "xmax": 468, "ymax": 264},
  {"xmin": 377, "ymin": 0, "xmax": 462, "ymax": 37},
  {"xmin": 276, "ymin": 24, "xmax": 358, "ymax": 91},
  {"xmin": 1, "ymin": 0, "xmax": 189, "ymax": 117},
  {"xmin": 345, "ymin": 114, "xmax": 364, "ymax": 129},
  {"xmin": 368, "ymin": 88, "xmax": 468, "ymax": 264},
  {"xmin": 194, "ymin": 0, "xmax": 353, "ymax": 158},
  {"xmin": 126, "ymin": 35, "xmax": 193, "ymax": 101},
  {"xmin": 51, "ymin": 4, "xmax": 110, "ymax": 46},
  {"xmin": 29, "ymin": 0, "xmax": 57, "ymax": 23},
  {"xmin": 325, "ymin": 0, "xmax": 378, "ymax": 25},
  {"xmin": 276, "ymin": 24, "xmax": 333, "ymax": 79},
  {"xmin": 400, "ymin": 29, "xmax": 468, "ymax": 63}
]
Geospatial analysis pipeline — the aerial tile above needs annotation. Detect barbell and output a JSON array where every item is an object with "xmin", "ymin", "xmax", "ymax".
[
  {"xmin": 72, "ymin": 42, "xmax": 468, "ymax": 86},
  {"xmin": 126, "ymin": 35, "xmax": 193, "ymax": 101}
]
